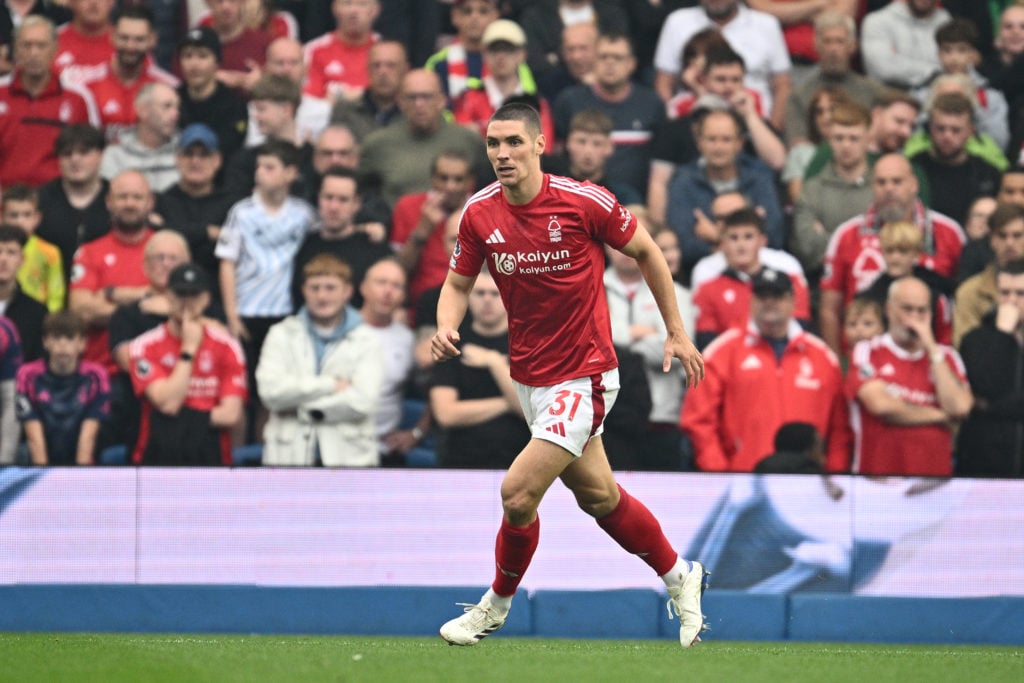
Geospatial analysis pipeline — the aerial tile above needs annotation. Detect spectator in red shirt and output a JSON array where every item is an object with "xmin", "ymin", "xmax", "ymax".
[
  {"xmin": 129, "ymin": 262, "xmax": 247, "ymax": 465},
  {"xmin": 390, "ymin": 149, "xmax": 475, "ymax": 308},
  {"xmin": 847, "ymin": 276, "xmax": 973, "ymax": 476},
  {"xmin": 204, "ymin": 0, "xmax": 271, "ymax": 92},
  {"xmin": 68, "ymin": 170, "xmax": 154, "ymax": 375},
  {"xmin": 0, "ymin": 15, "xmax": 99, "ymax": 188},
  {"xmin": 86, "ymin": 5, "xmax": 179, "ymax": 143},
  {"xmin": 681, "ymin": 267, "xmax": 850, "ymax": 472},
  {"xmin": 55, "ymin": 0, "xmax": 115, "ymax": 85},
  {"xmin": 303, "ymin": 0, "xmax": 380, "ymax": 102}
]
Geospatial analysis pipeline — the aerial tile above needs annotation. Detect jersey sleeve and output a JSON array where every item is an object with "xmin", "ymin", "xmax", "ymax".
[
  {"xmin": 129, "ymin": 344, "xmax": 170, "ymax": 398},
  {"xmin": 216, "ymin": 334, "xmax": 249, "ymax": 401},
  {"xmin": 844, "ymin": 340, "xmax": 876, "ymax": 401},
  {"xmin": 81, "ymin": 362, "xmax": 111, "ymax": 421},
  {"xmin": 69, "ymin": 244, "xmax": 100, "ymax": 292},
  {"xmin": 819, "ymin": 228, "xmax": 846, "ymax": 293},
  {"xmin": 583, "ymin": 183, "xmax": 637, "ymax": 250},
  {"xmin": 449, "ymin": 204, "xmax": 485, "ymax": 277},
  {"xmin": 214, "ymin": 205, "xmax": 244, "ymax": 262},
  {"xmin": 14, "ymin": 364, "xmax": 39, "ymax": 422},
  {"xmin": 0, "ymin": 318, "xmax": 22, "ymax": 380},
  {"xmin": 303, "ymin": 45, "xmax": 329, "ymax": 99}
]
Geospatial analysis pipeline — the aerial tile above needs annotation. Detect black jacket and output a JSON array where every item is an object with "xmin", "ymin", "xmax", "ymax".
[{"xmin": 956, "ymin": 311, "xmax": 1024, "ymax": 477}]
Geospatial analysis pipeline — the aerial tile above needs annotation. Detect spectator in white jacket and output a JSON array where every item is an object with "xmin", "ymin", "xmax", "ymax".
[
  {"xmin": 604, "ymin": 234, "xmax": 695, "ymax": 470},
  {"xmin": 860, "ymin": 0, "xmax": 950, "ymax": 90},
  {"xmin": 256, "ymin": 253, "xmax": 384, "ymax": 466}
]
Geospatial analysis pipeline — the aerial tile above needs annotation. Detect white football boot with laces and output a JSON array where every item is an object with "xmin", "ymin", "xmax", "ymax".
[
  {"xmin": 439, "ymin": 599, "xmax": 507, "ymax": 646},
  {"xmin": 666, "ymin": 561, "xmax": 710, "ymax": 647}
]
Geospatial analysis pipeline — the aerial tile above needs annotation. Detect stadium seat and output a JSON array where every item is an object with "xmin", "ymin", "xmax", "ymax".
[
  {"xmin": 232, "ymin": 444, "xmax": 263, "ymax": 467},
  {"xmin": 98, "ymin": 445, "xmax": 128, "ymax": 466}
]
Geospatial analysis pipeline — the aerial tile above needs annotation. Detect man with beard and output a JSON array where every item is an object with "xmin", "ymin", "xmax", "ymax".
[
  {"xmin": 84, "ymin": 5, "xmax": 178, "ymax": 144},
  {"xmin": 819, "ymin": 153, "xmax": 966, "ymax": 354},
  {"xmin": 390, "ymin": 150, "xmax": 475, "ymax": 308},
  {"xmin": 909, "ymin": 92, "xmax": 1002, "ymax": 226},
  {"xmin": 69, "ymin": 170, "xmax": 155, "ymax": 376},
  {"xmin": 847, "ymin": 276, "xmax": 972, "ymax": 476}
]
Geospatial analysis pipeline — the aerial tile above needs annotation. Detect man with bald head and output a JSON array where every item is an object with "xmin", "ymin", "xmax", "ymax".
[
  {"xmin": 819, "ymin": 153, "xmax": 966, "ymax": 353},
  {"xmin": 537, "ymin": 21, "xmax": 597, "ymax": 102},
  {"xmin": 847, "ymin": 276, "xmax": 972, "ymax": 475},
  {"xmin": 69, "ymin": 170, "xmax": 155, "ymax": 374},
  {"xmin": 360, "ymin": 68, "xmax": 488, "ymax": 207}
]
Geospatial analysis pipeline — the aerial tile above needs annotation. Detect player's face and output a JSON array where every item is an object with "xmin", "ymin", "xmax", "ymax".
[
  {"xmin": 991, "ymin": 218, "xmax": 1024, "ymax": 266},
  {"xmin": 0, "ymin": 241, "xmax": 23, "ymax": 282},
  {"xmin": 43, "ymin": 334, "xmax": 86, "ymax": 375},
  {"xmin": 303, "ymin": 274, "xmax": 352, "ymax": 325},
  {"xmin": 58, "ymin": 145, "xmax": 103, "ymax": 185},
  {"xmin": 566, "ymin": 130, "xmax": 613, "ymax": 179},
  {"xmin": 928, "ymin": 111, "xmax": 973, "ymax": 161},
  {"xmin": 1, "ymin": 200, "xmax": 41, "ymax": 235},
  {"xmin": 360, "ymin": 262, "xmax": 405, "ymax": 316},
  {"xmin": 114, "ymin": 17, "xmax": 154, "ymax": 71},
  {"xmin": 844, "ymin": 310, "xmax": 884, "ymax": 347},
  {"xmin": 881, "ymin": 244, "xmax": 919, "ymax": 278},
  {"xmin": 720, "ymin": 225, "xmax": 765, "ymax": 273},
  {"xmin": 317, "ymin": 176, "xmax": 361, "ymax": 231},
  {"xmin": 485, "ymin": 119, "xmax": 545, "ymax": 191}
]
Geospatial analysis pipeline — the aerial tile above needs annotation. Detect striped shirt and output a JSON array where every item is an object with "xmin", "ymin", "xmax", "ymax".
[{"xmin": 215, "ymin": 194, "xmax": 315, "ymax": 317}]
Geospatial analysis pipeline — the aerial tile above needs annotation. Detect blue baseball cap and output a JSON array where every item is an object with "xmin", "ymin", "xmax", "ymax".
[{"xmin": 178, "ymin": 123, "xmax": 220, "ymax": 152}]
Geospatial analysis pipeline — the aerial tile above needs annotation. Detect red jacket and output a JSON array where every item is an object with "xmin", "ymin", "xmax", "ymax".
[
  {"xmin": 0, "ymin": 67, "xmax": 98, "ymax": 187},
  {"xmin": 681, "ymin": 319, "xmax": 852, "ymax": 472}
]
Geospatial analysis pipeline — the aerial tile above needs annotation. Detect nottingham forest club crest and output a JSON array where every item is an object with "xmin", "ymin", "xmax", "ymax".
[{"xmin": 547, "ymin": 216, "xmax": 562, "ymax": 242}]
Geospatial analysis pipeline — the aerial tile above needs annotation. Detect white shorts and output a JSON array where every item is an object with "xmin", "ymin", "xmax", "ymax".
[{"xmin": 514, "ymin": 369, "xmax": 620, "ymax": 457}]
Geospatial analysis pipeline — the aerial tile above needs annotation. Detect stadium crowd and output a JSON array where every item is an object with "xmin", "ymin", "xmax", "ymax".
[{"xmin": 0, "ymin": 0, "xmax": 1022, "ymax": 478}]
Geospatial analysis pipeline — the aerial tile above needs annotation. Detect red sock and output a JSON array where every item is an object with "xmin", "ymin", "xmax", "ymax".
[
  {"xmin": 597, "ymin": 485, "xmax": 678, "ymax": 576},
  {"xmin": 491, "ymin": 516, "xmax": 540, "ymax": 597}
]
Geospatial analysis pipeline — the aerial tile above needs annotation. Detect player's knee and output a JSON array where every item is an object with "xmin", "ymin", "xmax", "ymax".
[
  {"xmin": 574, "ymin": 484, "xmax": 619, "ymax": 518},
  {"xmin": 501, "ymin": 489, "xmax": 540, "ymax": 525}
]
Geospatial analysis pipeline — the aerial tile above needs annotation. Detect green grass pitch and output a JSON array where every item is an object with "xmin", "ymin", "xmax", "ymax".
[{"xmin": 1, "ymin": 633, "xmax": 1021, "ymax": 683}]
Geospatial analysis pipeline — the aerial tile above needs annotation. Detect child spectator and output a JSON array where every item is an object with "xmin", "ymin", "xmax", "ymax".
[
  {"xmin": 0, "ymin": 314, "xmax": 20, "ymax": 464},
  {"xmin": 216, "ymin": 139, "xmax": 315, "ymax": 434},
  {"xmin": 843, "ymin": 296, "xmax": 885, "ymax": 351},
  {"xmin": 2, "ymin": 185, "xmax": 65, "ymax": 313},
  {"xmin": 692, "ymin": 208, "xmax": 810, "ymax": 350},
  {"xmin": 543, "ymin": 109, "xmax": 642, "ymax": 206},
  {"xmin": 913, "ymin": 18, "xmax": 1010, "ymax": 152},
  {"xmin": 860, "ymin": 221, "xmax": 955, "ymax": 345},
  {"xmin": 15, "ymin": 311, "xmax": 109, "ymax": 465},
  {"xmin": 0, "ymin": 225, "xmax": 47, "ymax": 362}
]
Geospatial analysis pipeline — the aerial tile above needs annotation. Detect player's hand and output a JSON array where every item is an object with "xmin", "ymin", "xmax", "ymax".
[
  {"xmin": 905, "ymin": 316, "xmax": 936, "ymax": 352},
  {"xmin": 420, "ymin": 190, "xmax": 446, "ymax": 227},
  {"xmin": 664, "ymin": 330, "xmax": 704, "ymax": 387},
  {"xmin": 356, "ymin": 221, "xmax": 388, "ymax": 243},
  {"xmin": 995, "ymin": 301, "xmax": 1021, "ymax": 334},
  {"xmin": 431, "ymin": 327, "xmax": 462, "ymax": 362}
]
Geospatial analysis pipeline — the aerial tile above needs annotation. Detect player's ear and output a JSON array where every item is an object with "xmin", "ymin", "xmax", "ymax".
[{"xmin": 535, "ymin": 133, "xmax": 546, "ymax": 155}]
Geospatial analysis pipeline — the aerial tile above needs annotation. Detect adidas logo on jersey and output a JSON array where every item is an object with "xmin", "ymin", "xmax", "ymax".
[
  {"xmin": 545, "ymin": 422, "xmax": 566, "ymax": 437},
  {"xmin": 485, "ymin": 229, "xmax": 506, "ymax": 244}
]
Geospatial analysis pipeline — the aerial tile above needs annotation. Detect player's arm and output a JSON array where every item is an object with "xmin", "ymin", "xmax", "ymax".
[
  {"xmin": 856, "ymin": 380, "xmax": 950, "ymax": 426},
  {"xmin": 619, "ymin": 224, "xmax": 705, "ymax": 385},
  {"xmin": 819, "ymin": 289, "xmax": 843, "ymax": 354},
  {"xmin": 432, "ymin": 270, "xmax": 477, "ymax": 362},
  {"xmin": 210, "ymin": 395, "xmax": 244, "ymax": 429}
]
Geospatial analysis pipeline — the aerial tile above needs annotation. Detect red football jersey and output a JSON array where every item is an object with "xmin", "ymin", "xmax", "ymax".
[
  {"xmin": 303, "ymin": 31, "xmax": 378, "ymax": 99},
  {"xmin": 846, "ymin": 334, "xmax": 968, "ymax": 476},
  {"xmin": 55, "ymin": 24, "xmax": 114, "ymax": 85},
  {"xmin": 129, "ymin": 323, "xmax": 248, "ymax": 465},
  {"xmin": 70, "ymin": 230, "xmax": 153, "ymax": 373},
  {"xmin": 452, "ymin": 175, "xmax": 637, "ymax": 386},
  {"xmin": 86, "ymin": 59, "xmax": 179, "ymax": 142},
  {"xmin": 390, "ymin": 191, "xmax": 450, "ymax": 307},
  {"xmin": 821, "ymin": 203, "xmax": 965, "ymax": 304},
  {"xmin": 694, "ymin": 269, "xmax": 811, "ymax": 338}
]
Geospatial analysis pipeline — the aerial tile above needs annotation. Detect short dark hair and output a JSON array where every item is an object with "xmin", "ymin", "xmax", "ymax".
[
  {"xmin": 54, "ymin": 124, "xmax": 105, "ymax": 156},
  {"xmin": 597, "ymin": 30, "xmax": 634, "ymax": 54},
  {"xmin": 872, "ymin": 88, "xmax": 922, "ymax": 114},
  {"xmin": 116, "ymin": 4, "xmax": 155, "ymax": 29},
  {"xmin": 773, "ymin": 422, "xmax": 820, "ymax": 453},
  {"xmin": 0, "ymin": 224, "xmax": 27, "ymax": 247},
  {"xmin": 721, "ymin": 207, "xmax": 764, "ymax": 233},
  {"xmin": 490, "ymin": 102, "xmax": 541, "ymax": 137},
  {"xmin": 703, "ymin": 43, "xmax": 746, "ymax": 74},
  {"xmin": 42, "ymin": 310, "xmax": 86, "ymax": 339},
  {"xmin": 681, "ymin": 27, "xmax": 728, "ymax": 71},
  {"xmin": 1, "ymin": 184, "xmax": 39, "ymax": 207},
  {"xmin": 256, "ymin": 139, "xmax": 300, "ymax": 169},
  {"xmin": 320, "ymin": 165, "xmax": 360, "ymax": 187},
  {"xmin": 935, "ymin": 18, "xmax": 978, "ymax": 48},
  {"xmin": 997, "ymin": 258, "xmax": 1024, "ymax": 278},
  {"xmin": 431, "ymin": 149, "xmax": 472, "ymax": 175},
  {"xmin": 569, "ymin": 109, "xmax": 613, "ymax": 137},
  {"xmin": 989, "ymin": 202, "xmax": 1024, "ymax": 236},
  {"xmin": 929, "ymin": 91, "xmax": 975, "ymax": 119}
]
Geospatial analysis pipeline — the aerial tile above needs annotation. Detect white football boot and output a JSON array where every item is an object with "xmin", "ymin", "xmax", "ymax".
[
  {"xmin": 439, "ymin": 599, "xmax": 507, "ymax": 646},
  {"xmin": 666, "ymin": 561, "xmax": 710, "ymax": 647}
]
